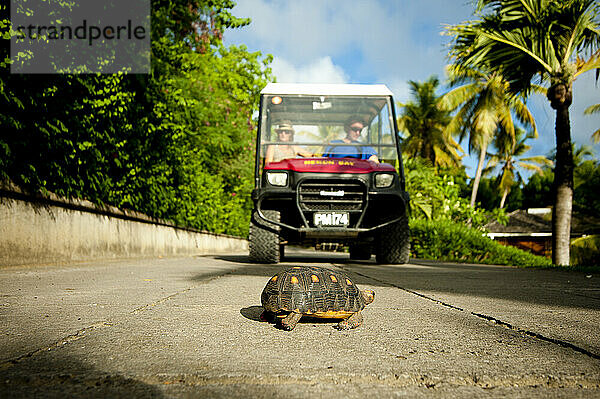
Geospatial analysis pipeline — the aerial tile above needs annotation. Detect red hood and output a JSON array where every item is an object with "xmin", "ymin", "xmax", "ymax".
[{"xmin": 264, "ymin": 158, "xmax": 396, "ymax": 173}]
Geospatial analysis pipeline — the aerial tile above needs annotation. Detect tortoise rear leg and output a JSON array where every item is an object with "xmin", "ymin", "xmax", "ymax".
[
  {"xmin": 335, "ymin": 311, "xmax": 363, "ymax": 330},
  {"xmin": 260, "ymin": 310, "xmax": 276, "ymax": 323},
  {"xmin": 278, "ymin": 312, "xmax": 303, "ymax": 331}
]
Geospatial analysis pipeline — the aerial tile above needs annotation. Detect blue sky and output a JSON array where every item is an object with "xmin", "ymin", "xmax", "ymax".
[{"xmin": 224, "ymin": 0, "xmax": 600, "ymax": 178}]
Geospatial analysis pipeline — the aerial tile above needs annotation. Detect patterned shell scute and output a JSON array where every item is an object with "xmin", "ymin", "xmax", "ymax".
[{"xmin": 261, "ymin": 266, "xmax": 364, "ymax": 314}]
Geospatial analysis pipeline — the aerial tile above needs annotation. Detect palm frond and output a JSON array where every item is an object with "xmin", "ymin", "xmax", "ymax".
[
  {"xmin": 584, "ymin": 103, "xmax": 600, "ymax": 114},
  {"xmin": 446, "ymin": 0, "xmax": 600, "ymax": 96},
  {"xmin": 575, "ymin": 51, "xmax": 600, "ymax": 77}
]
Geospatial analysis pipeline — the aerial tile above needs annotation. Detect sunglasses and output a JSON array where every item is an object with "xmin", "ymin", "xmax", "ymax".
[
  {"xmin": 349, "ymin": 126, "xmax": 363, "ymax": 132},
  {"xmin": 278, "ymin": 130, "xmax": 293, "ymax": 134}
]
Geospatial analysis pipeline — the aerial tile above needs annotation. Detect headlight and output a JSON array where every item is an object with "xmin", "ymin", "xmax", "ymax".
[
  {"xmin": 266, "ymin": 171, "xmax": 288, "ymax": 187},
  {"xmin": 375, "ymin": 173, "xmax": 394, "ymax": 188}
]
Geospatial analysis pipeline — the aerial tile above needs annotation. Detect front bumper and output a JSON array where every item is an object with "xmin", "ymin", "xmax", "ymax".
[{"xmin": 252, "ymin": 172, "xmax": 409, "ymax": 239}]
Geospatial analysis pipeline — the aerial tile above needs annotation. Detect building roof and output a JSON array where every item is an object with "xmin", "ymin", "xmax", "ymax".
[
  {"xmin": 485, "ymin": 208, "xmax": 598, "ymax": 237},
  {"xmin": 485, "ymin": 209, "xmax": 551, "ymax": 237},
  {"xmin": 260, "ymin": 83, "xmax": 394, "ymax": 97}
]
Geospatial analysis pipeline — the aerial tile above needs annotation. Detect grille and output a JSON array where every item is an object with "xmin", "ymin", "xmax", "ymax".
[{"xmin": 298, "ymin": 180, "xmax": 365, "ymax": 212}]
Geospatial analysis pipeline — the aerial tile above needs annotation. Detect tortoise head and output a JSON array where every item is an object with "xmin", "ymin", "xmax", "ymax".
[{"xmin": 361, "ymin": 290, "xmax": 375, "ymax": 305}]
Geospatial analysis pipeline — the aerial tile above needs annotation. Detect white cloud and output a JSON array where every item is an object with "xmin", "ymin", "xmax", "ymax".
[
  {"xmin": 226, "ymin": 0, "xmax": 600, "ymax": 164},
  {"xmin": 227, "ymin": 0, "xmax": 349, "ymax": 61},
  {"xmin": 271, "ymin": 56, "xmax": 349, "ymax": 84},
  {"xmin": 385, "ymin": 78, "xmax": 411, "ymax": 104},
  {"xmin": 226, "ymin": 0, "xmax": 474, "ymax": 83}
]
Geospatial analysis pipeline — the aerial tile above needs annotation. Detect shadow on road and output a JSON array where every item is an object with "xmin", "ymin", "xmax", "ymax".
[
  {"xmin": 206, "ymin": 250, "xmax": 600, "ymax": 312},
  {"xmin": 0, "ymin": 354, "xmax": 165, "ymax": 398},
  {"xmin": 240, "ymin": 305, "xmax": 263, "ymax": 322}
]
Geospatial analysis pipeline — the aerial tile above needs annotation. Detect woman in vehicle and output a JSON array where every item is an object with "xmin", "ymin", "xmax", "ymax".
[{"xmin": 265, "ymin": 122, "xmax": 312, "ymax": 163}]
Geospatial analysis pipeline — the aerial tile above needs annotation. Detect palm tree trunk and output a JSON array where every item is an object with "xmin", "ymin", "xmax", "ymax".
[
  {"xmin": 551, "ymin": 104, "xmax": 574, "ymax": 266},
  {"xmin": 548, "ymin": 83, "xmax": 574, "ymax": 266},
  {"xmin": 470, "ymin": 144, "xmax": 487, "ymax": 207},
  {"xmin": 499, "ymin": 187, "xmax": 509, "ymax": 209}
]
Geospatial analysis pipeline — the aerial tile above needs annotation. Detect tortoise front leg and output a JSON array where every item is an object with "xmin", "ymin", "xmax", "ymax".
[
  {"xmin": 335, "ymin": 311, "xmax": 363, "ymax": 330},
  {"xmin": 278, "ymin": 312, "xmax": 303, "ymax": 331}
]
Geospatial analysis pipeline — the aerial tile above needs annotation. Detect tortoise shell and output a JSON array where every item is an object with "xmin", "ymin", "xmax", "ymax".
[{"xmin": 261, "ymin": 266, "xmax": 365, "ymax": 318}]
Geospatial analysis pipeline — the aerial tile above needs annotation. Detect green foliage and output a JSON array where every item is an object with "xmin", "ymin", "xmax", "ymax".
[
  {"xmin": 503, "ymin": 185, "xmax": 524, "ymax": 212},
  {"xmin": 446, "ymin": 0, "xmax": 600, "ymax": 265},
  {"xmin": 0, "ymin": 1, "xmax": 272, "ymax": 237},
  {"xmin": 476, "ymin": 177, "xmax": 525, "ymax": 211},
  {"xmin": 475, "ymin": 177, "xmax": 500, "ymax": 210},
  {"xmin": 573, "ymin": 159, "xmax": 600, "ymax": 218},
  {"xmin": 521, "ymin": 152, "xmax": 600, "ymax": 219},
  {"xmin": 447, "ymin": 0, "xmax": 600, "ymax": 95},
  {"xmin": 443, "ymin": 65, "xmax": 538, "ymax": 209},
  {"xmin": 410, "ymin": 218, "xmax": 553, "ymax": 267},
  {"xmin": 585, "ymin": 103, "xmax": 600, "ymax": 143},
  {"xmin": 404, "ymin": 158, "xmax": 503, "ymax": 228},
  {"xmin": 483, "ymin": 127, "xmax": 551, "ymax": 209},
  {"xmin": 398, "ymin": 76, "xmax": 462, "ymax": 168},
  {"xmin": 570, "ymin": 235, "xmax": 600, "ymax": 267},
  {"xmin": 521, "ymin": 168, "xmax": 554, "ymax": 209}
]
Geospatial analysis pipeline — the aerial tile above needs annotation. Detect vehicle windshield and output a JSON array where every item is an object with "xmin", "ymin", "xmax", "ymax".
[{"xmin": 258, "ymin": 94, "xmax": 400, "ymax": 169}]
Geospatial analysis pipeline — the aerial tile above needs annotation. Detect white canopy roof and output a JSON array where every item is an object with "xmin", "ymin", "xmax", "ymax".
[{"xmin": 261, "ymin": 83, "xmax": 394, "ymax": 97}]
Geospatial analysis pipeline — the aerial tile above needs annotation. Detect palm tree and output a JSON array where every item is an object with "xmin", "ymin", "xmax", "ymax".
[
  {"xmin": 584, "ymin": 103, "xmax": 600, "ymax": 143},
  {"xmin": 398, "ymin": 76, "xmax": 463, "ymax": 168},
  {"xmin": 442, "ymin": 64, "xmax": 537, "ymax": 207},
  {"xmin": 446, "ymin": 0, "xmax": 600, "ymax": 265},
  {"xmin": 549, "ymin": 143, "xmax": 595, "ymax": 167},
  {"xmin": 485, "ymin": 127, "xmax": 553, "ymax": 209}
]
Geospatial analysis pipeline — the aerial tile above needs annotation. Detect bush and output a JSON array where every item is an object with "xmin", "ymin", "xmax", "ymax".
[
  {"xmin": 404, "ymin": 159, "xmax": 505, "ymax": 228},
  {"xmin": 410, "ymin": 219, "xmax": 552, "ymax": 267},
  {"xmin": 571, "ymin": 235, "xmax": 600, "ymax": 267}
]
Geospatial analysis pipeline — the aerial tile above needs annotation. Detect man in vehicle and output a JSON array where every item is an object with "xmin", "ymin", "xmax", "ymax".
[{"xmin": 322, "ymin": 117, "xmax": 379, "ymax": 163}]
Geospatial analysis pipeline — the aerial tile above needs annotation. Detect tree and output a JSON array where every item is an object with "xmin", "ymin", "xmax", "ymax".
[
  {"xmin": 404, "ymin": 158, "xmax": 493, "ymax": 227},
  {"xmin": 573, "ymin": 159, "xmax": 600, "ymax": 218},
  {"xmin": 551, "ymin": 144, "xmax": 599, "ymax": 218},
  {"xmin": 522, "ymin": 167, "xmax": 554, "ymax": 209},
  {"xmin": 398, "ymin": 76, "xmax": 463, "ymax": 168},
  {"xmin": 485, "ymin": 127, "xmax": 553, "ymax": 209},
  {"xmin": 1, "ymin": 1, "xmax": 272, "ymax": 237},
  {"xmin": 442, "ymin": 65, "xmax": 537, "ymax": 207},
  {"xmin": 446, "ymin": 0, "xmax": 600, "ymax": 265}
]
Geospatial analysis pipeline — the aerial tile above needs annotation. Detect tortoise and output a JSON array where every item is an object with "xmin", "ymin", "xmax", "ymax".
[{"xmin": 261, "ymin": 266, "xmax": 375, "ymax": 331}]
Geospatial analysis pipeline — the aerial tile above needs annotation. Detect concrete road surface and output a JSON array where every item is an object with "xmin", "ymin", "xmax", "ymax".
[{"xmin": 1, "ymin": 249, "xmax": 599, "ymax": 398}]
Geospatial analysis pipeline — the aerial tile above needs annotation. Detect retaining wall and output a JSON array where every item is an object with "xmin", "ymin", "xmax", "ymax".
[{"xmin": 0, "ymin": 187, "xmax": 248, "ymax": 267}]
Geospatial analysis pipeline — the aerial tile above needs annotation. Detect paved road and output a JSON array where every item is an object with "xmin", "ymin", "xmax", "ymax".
[{"xmin": 1, "ymin": 249, "xmax": 599, "ymax": 398}]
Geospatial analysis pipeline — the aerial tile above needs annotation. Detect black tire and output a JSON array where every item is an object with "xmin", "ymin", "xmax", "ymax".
[
  {"xmin": 249, "ymin": 210, "xmax": 281, "ymax": 263},
  {"xmin": 375, "ymin": 214, "xmax": 410, "ymax": 264},
  {"xmin": 349, "ymin": 243, "xmax": 371, "ymax": 260}
]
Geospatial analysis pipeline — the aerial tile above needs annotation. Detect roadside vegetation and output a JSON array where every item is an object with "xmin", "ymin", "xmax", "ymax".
[
  {"xmin": 409, "ymin": 219, "xmax": 552, "ymax": 267},
  {"xmin": 1, "ymin": 1, "xmax": 598, "ymax": 267},
  {"xmin": 445, "ymin": 0, "xmax": 600, "ymax": 266},
  {"xmin": 1, "ymin": 1, "xmax": 272, "ymax": 237}
]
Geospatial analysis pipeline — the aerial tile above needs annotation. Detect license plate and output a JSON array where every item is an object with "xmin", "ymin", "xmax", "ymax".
[{"xmin": 314, "ymin": 212, "xmax": 349, "ymax": 227}]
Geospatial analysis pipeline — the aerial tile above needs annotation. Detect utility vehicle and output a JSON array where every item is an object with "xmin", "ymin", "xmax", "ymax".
[{"xmin": 249, "ymin": 83, "xmax": 410, "ymax": 264}]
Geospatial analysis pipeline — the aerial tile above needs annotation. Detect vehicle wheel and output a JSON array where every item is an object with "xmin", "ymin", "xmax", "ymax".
[
  {"xmin": 249, "ymin": 210, "xmax": 281, "ymax": 263},
  {"xmin": 375, "ymin": 214, "xmax": 410, "ymax": 264},
  {"xmin": 349, "ymin": 244, "xmax": 371, "ymax": 260}
]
